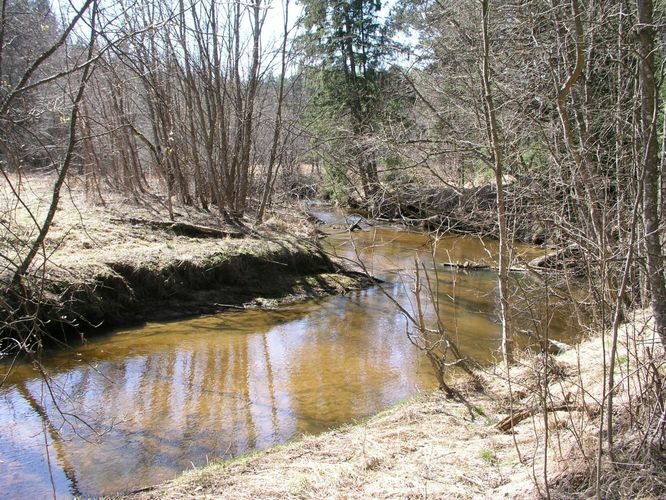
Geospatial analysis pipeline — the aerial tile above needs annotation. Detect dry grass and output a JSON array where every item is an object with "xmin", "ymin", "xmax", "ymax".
[
  {"xmin": 1, "ymin": 173, "xmax": 366, "ymax": 335},
  {"xmin": 132, "ymin": 391, "xmax": 524, "ymax": 499},
  {"xmin": 5, "ymin": 174, "xmax": 665, "ymax": 497},
  {"xmin": 128, "ymin": 311, "xmax": 665, "ymax": 499},
  {"xmin": 1, "ymin": 173, "xmax": 316, "ymax": 279},
  {"xmin": 473, "ymin": 309, "xmax": 666, "ymax": 498}
]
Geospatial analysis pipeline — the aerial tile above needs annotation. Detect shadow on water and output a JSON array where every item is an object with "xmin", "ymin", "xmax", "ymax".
[{"xmin": 0, "ymin": 207, "xmax": 584, "ymax": 497}]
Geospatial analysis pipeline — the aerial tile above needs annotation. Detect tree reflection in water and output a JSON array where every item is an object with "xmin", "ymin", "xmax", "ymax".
[{"xmin": 0, "ymin": 219, "xmax": 582, "ymax": 497}]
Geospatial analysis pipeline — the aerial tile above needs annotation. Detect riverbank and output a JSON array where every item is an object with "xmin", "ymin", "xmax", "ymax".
[
  {"xmin": 0, "ymin": 175, "xmax": 371, "ymax": 348},
  {"xmin": 351, "ymin": 177, "xmax": 551, "ymax": 245},
  {"xmin": 130, "ymin": 309, "xmax": 664, "ymax": 499}
]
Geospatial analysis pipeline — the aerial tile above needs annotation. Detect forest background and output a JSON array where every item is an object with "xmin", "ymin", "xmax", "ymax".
[{"xmin": 1, "ymin": 0, "xmax": 666, "ymax": 496}]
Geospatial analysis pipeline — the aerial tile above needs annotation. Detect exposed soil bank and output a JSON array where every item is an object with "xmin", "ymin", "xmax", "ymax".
[
  {"xmin": 1, "ymin": 175, "xmax": 371, "ymax": 349},
  {"xmin": 49, "ymin": 235, "xmax": 371, "ymax": 332},
  {"xmin": 129, "ymin": 310, "xmax": 665, "ymax": 499}
]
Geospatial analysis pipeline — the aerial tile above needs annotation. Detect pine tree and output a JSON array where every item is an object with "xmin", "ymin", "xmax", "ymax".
[{"xmin": 300, "ymin": 0, "xmax": 388, "ymax": 203}]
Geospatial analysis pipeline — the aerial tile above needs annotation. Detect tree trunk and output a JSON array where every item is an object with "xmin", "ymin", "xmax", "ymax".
[
  {"xmin": 257, "ymin": 0, "xmax": 290, "ymax": 223},
  {"xmin": 480, "ymin": 0, "xmax": 512, "ymax": 364},
  {"xmin": 636, "ymin": 0, "xmax": 666, "ymax": 346},
  {"xmin": 12, "ymin": 0, "xmax": 98, "ymax": 285}
]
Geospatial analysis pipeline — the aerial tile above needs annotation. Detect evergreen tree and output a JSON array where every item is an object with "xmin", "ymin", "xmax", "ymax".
[{"xmin": 300, "ymin": 0, "xmax": 389, "ymax": 203}]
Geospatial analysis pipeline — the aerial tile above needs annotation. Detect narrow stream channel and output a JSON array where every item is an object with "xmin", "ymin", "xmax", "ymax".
[{"xmin": 0, "ymin": 207, "xmax": 583, "ymax": 497}]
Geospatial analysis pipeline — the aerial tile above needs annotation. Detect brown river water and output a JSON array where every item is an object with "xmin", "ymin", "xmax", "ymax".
[{"xmin": 0, "ymin": 207, "xmax": 584, "ymax": 497}]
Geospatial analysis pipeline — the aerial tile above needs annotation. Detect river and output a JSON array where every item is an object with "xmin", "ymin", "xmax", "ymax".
[{"xmin": 0, "ymin": 207, "xmax": 582, "ymax": 497}]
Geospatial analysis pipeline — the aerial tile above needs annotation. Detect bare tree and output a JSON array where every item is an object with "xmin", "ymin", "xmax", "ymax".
[
  {"xmin": 636, "ymin": 0, "xmax": 666, "ymax": 347},
  {"xmin": 1, "ymin": 0, "xmax": 100, "ymax": 352}
]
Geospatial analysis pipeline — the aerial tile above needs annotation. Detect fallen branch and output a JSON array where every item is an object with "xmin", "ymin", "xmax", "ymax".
[
  {"xmin": 440, "ymin": 261, "xmax": 527, "ymax": 272},
  {"xmin": 516, "ymin": 329, "xmax": 573, "ymax": 354},
  {"xmin": 495, "ymin": 403, "xmax": 578, "ymax": 432},
  {"xmin": 110, "ymin": 217, "xmax": 244, "ymax": 239}
]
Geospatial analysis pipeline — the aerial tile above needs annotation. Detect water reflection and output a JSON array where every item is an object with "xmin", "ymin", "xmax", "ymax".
[{"xmin": 0, "ymin": 209, "xmax": 582, "ymax": 497}]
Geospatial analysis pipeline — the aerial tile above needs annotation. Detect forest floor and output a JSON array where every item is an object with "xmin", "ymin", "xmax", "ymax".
[
  {"xmin": 130, "ymin": 309, "xmax": 666, "ymax": 499},
  {"xmin": 0, "ymin": 174, "xmax": 370, "ymax": 342}
]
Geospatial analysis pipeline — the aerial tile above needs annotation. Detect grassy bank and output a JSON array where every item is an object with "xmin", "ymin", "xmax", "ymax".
[
  {"xmin": 1, "ymin": 175, "xmax": 370, "ymax": 347},
  {"xmin": 130, "ymin": 310, "xmax": 664, "ymax": 499}
]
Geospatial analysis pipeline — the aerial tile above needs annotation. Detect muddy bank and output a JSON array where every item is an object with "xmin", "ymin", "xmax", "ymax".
[
  {"xmin": 18, "ymin": 233, "xmax": 371, "ymax": 349},
  {"xmin": 1, "ymin": 176, "xmax": 372, "ymax": 350},
  {"xmin": 50, "ymin": 235, "xmax": 371, "ymax": 330}
]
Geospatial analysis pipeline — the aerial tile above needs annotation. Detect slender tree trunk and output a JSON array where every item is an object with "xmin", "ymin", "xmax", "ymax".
[
  {"xmin": 257, "ymin": 0, "xmax": 290, "ymax": 223},
  {"xmin": 480, "ymin": 0, "xmax": 512, "ymax": 364},
  {"xmin": 236, "ymin": 0, "xmax": 263, "ymax": 216},
  {"xmin": 0, "ymin": 0, "xmax": 7, "ymax": 76},
  {"xmin": 636, "ymin": 0, "xmax": 666, "ymax": 346},
  {"xmin": 12, "ymin": 0, "xmax": 98, "ymax": 285}
]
